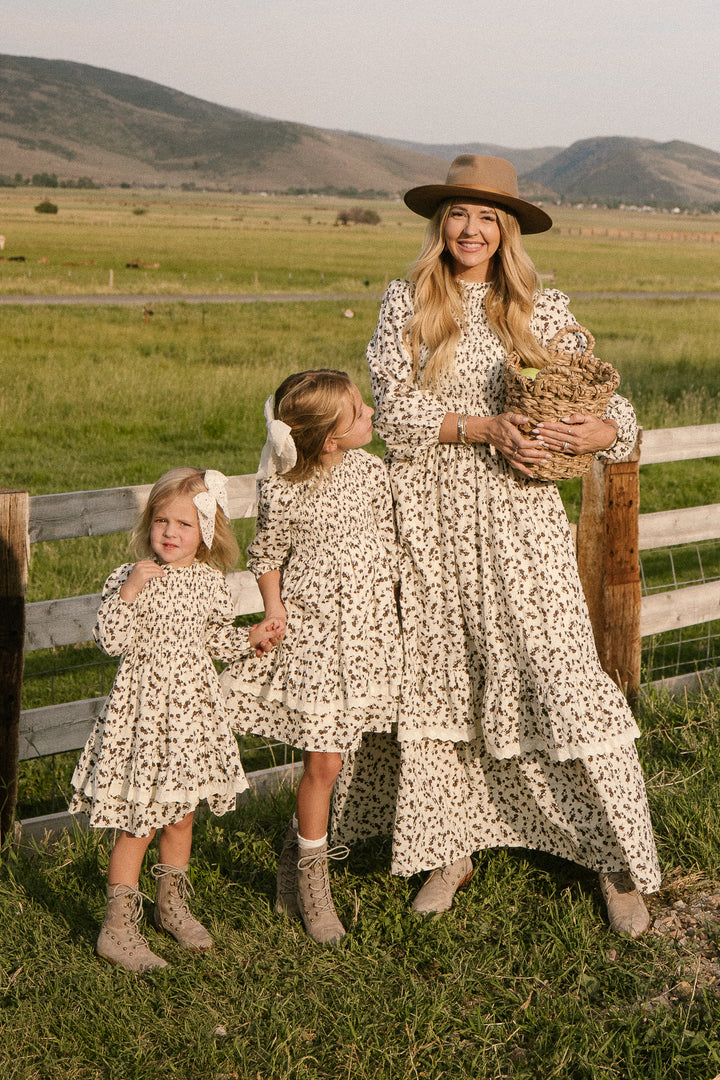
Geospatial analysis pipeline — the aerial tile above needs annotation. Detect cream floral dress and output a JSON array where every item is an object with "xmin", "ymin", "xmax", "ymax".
[
  {"xmin": 331, "ymin": 280, "xmax": 661, "ymax": 893},
  {"xmin": 69, "ymin": 561, "xmax": 251, "ymax": 836},
  {"xmin": 221, "ymin": 448, "xmax": 403, "ymax": 753}
]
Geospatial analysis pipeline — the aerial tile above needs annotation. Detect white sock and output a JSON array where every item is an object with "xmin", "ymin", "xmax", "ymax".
[{"xmin": 297, "ymin": 831, "xmax": 327, "ymax": 851}]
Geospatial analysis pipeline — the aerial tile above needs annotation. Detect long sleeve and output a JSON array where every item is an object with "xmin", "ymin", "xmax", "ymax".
[
  {"xmin": 367, "ymin": 279, "xmax": 447, "ymax": 457},
  {"xmin": 246, "ymin": 480, "xmax": 292, "ymax": 579},
  {"xmin": 93, "ymin": 564, "xmax": 135, "ymax": 657},
  {"xmin": 531, "ymin": 289, "xmax": 638, "ymax": 461},
  {"xmin": 204, "ymin": 574, "xmax": 257, "ymax": 662}
]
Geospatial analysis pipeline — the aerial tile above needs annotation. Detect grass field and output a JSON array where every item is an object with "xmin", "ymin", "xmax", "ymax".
[
  {"xmin": 2, "ymin": 189, "xmax": 720, "ymax": 1078},
  {"xmin": 2, "ymin": 685, "xmax": 720, "ymax": 1080}
]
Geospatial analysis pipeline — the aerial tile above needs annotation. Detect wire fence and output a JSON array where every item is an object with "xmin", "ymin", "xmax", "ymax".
[{"xmin": 640, "ymin": 538, "xmax": 720, "ymax": 683}]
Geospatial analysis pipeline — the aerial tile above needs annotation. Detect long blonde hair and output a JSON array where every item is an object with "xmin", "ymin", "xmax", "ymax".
[
  {"xmin": 132, "ymin": 467, "xmax": 239, "ymax": 572},
  {"xmin": 403, "ymin": 200, "xmax": 549, "ymax": 389},
  {"xmin": 274, "ymin": 369, "xmax": 356, "ymax": 482}
]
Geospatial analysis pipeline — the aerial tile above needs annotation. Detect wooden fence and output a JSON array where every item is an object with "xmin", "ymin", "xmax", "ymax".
[{"xmin": 2, "ymin": 422, "xmax": 720, "ymax": 841}]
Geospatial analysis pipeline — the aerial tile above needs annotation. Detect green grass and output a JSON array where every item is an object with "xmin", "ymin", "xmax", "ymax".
[{"xmin": 2, "ymin": 685, "xmax": 720, "ymax": 1080}]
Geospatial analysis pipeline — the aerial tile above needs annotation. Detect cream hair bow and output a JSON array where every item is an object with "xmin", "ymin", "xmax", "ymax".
[
  {"xmin": 192, "ymin": 469, "xmax": 230, "ymax": 549},
  {"xmin": 257, "ymin": 395, "xmax": 297, "ymax": 480}
]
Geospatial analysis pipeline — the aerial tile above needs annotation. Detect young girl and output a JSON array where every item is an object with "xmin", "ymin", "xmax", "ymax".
[
  {"xmin": 70, "ymin": 467, "xmax": 282, "ymax": 972},
  {"xmin": 221, "ymin": 370, "xmax": 403, "ymax": 944}
]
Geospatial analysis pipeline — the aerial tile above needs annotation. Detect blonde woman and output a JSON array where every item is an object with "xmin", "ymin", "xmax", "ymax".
[{"xmin": 354, "ymin": 156, "xmax": 660, "ymax": 935}]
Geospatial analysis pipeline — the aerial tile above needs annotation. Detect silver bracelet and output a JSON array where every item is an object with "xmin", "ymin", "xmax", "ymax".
[
  {"xmin": 457, "ymin": 414, "xmax": 471, "ymax": 446},
  {"xmin": 605, "ymin": 423, "xmax": 619, "ymax": 451}
]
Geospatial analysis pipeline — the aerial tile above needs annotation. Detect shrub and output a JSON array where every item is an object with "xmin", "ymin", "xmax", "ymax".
[
  {"xmin": 34, "ymin": 199, "xmax": 58, "ymax": 214},
  {"xmin": 336, "ymin": 207, "xmax": 381, "ymax": 226}
]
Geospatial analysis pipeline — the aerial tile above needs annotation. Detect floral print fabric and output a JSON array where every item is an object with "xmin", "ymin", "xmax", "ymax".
[
  {"xmin": 331, "ymin": 280, "xmax": 661, "ymax": 892},
  {"xmin": 221, "ymin": 448, "xmax": 403, "ymax": 753},
  {"xmin": 69, "ymin": 561, "xmax": 251, "ymax": 836}
]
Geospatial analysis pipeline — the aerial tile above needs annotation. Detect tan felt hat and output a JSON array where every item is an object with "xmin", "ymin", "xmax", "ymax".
[{"xmin": 404, "ymin": 154, "xmax": 552, "ymax": 234}]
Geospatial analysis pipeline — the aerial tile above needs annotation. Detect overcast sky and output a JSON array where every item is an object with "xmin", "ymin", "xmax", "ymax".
[{"xmin": 4, "ymin": 0, "xmax": 719, "ymax": 153}]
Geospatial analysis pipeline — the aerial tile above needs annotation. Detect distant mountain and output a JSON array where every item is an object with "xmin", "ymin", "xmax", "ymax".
[
  {"xmin": 0, "ymin": 55, "xmax": 448, "ymax": 193},
  {"xmin": 525, "ymin": 136, "xmax": 720, "ymax": 206},
  {"xmin": 371, "ymin": 138, "xmax": 564, "ymax": 176},
  {"xmin": 1, "ymin": 56, "xmax": 719, "ymax": 207}
]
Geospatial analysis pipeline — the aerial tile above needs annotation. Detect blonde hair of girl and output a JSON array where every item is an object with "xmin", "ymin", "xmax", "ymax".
[
  {"xmin": 403, "ymin": 200, "xmax": 550, "ymax": 389},
  {"xmin": 274, "ymin": 369, "xmax": 356, "ymax": 482},
  {"xmin": 131, "ymin": 467, "xmax": 239, "ymax": 572}
]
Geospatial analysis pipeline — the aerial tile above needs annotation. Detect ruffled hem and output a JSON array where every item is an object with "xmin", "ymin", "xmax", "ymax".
[
  {"xmin": 68, "ymin": 787, "xmax": 243, "ymax": 836},
  {"xmin": 395, "ymin": 721, "xmax": 641, "ymax": 762},
  {"xmin": 223, "ymin": 675, "xmax": 400, "ymax": 718},
  {"xmin": 70, "ymin": 773, "xmax": 248, "ymax": 809}
]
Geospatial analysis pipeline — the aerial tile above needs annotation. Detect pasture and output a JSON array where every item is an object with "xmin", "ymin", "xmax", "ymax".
[{"xmin": 2, "ymin": 189, "xmax": 720, "ymax": 1079}]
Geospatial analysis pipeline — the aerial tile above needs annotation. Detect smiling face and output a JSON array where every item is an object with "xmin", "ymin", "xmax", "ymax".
[
  {"xmin": 149, "ymin": 494, "xmax": 202, "ymax": 567},
  {"xmin": 443, "ymin": 200, "xmax": 502, "ymax": 282}
]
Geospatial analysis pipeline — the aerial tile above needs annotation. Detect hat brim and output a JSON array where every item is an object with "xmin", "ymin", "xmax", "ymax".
[{"xmin": 403, "ymin": 183, "xmax": 552, "ymax": 234}]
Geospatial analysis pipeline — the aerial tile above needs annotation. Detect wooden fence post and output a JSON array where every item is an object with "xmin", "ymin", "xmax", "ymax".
[
  {"xmin": 576, "ymin": 435, "xmax": 642, "ymax": 705},
  {"xmin": 0, "ymin": 489, "xmax": 29, "ymax": 842}
]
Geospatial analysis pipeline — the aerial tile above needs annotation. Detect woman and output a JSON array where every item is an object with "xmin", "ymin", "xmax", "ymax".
[{"xmin": 338, "ymin": 156, "xmax": 660, "ymax": 936}]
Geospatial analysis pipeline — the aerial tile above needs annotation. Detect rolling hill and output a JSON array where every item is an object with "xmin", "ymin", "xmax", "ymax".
[
  {"xmin": 0, "ymin": 55, "xmax": 449, "ymax": 193},
  {"xmin": 524, "ymin": 136, "xmax": 720, "ymax": 207},
  {"xmin": 1, "ymin": 55, "xmax": 720, "ymax": 207}
]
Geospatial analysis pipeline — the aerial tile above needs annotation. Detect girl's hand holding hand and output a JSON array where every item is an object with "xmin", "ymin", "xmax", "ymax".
[
  {"xmin": 250, "ymin": 615, "xmax": 286, "ymax": 657},
  {"xmin": 119, "ymin": 560, "xmax": 166, "ymax": 603},
  {"xmin": 532, "ymin": 414, "xmax": 618, "ymax": 456}
]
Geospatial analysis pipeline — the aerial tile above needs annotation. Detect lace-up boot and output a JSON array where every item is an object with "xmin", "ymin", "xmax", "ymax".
[
  {"xmin": 599, "ymin": 870, "xmax": 650, "ymax": 938},
  {"xmin": 411, "ymin": 857, "xmax": 474, "ymax": 914},
  {"xmin": 97, "ymin": 884, "xmax": 168, "ymax": 971},
  {"xmin": 276, "ymin": 818, "xmax": 300, "ymax": 916},
  {"xmin": 152, "ymin": 863, "xmax": 213, "ymax": 950},
  {"xmin": 296, "ymin": 843, "xmax": 349, "ymax": 944}
]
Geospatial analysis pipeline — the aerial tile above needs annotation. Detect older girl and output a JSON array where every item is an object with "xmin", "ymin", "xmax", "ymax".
[{"xmin": 221, "ymin": 370, "xmax": 403, "ymax": 944}]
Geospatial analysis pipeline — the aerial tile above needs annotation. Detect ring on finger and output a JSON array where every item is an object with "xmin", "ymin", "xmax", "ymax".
[{"xmin": 562, "ymin": 440, "xmax": 570, "ymax": 452}]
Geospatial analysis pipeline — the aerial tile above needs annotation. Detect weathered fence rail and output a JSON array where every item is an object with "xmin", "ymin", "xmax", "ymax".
[{"xmin": 3, "ymin": 423, "xmax": 720, "ymax": 841}]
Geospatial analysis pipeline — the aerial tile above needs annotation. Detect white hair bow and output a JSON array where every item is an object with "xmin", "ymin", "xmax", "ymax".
[
  {"xmin": 192, "ymin": 469, "xmax": 230, "ymax": 549},
  {"xmin": 256, "ymin": 395, "xmax": 297, "ymax": 480}
]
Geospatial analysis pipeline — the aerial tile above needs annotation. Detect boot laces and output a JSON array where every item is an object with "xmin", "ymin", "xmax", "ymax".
[
  {"xmin": 110, "ymin": 884, "xmax": 152, "ymax": 947},
  {"xmin": 152, "ymin": 863, "xmax": 195, "ymax": 919},
  {"xmin": 298, "ymin": 845, "xmax": 349, "ymax": 912}
]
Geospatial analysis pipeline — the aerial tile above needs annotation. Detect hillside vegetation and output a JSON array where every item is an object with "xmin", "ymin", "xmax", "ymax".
[{"xmin": 3, "ymin": 55, "xmax": 720, "ymax": 207}]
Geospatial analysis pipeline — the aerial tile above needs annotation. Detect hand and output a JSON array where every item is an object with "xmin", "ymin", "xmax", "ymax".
[
  {"xmin": 478, "ymin": 412, "xmax": 552, "ymax": 478},
  {"xmin": 532, "ymin": 414, "xmax": 618, "ymax": 456},
  {"xmin": 119, "ymin": 560, "xmax": 165, "ymax": 603},
  {"xmin": 249, "ymin": 615, "xmax": 286, "ymax": 657}
]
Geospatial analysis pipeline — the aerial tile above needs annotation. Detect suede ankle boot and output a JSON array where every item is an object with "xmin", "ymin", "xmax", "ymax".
[
  {"xmin": 411, "ymin": 857, "xmax": 474, "ymax": 914},
  {"xmin": 296, "ymin": 843, "xmax": 349, "ymax": 945},
  {"xmin": 276, "ymin": 818, "xmax": 300, "ymax": 916},
  {"xmin": 96, "ymin": 884, "xmax": 168, "ymax": 972},
  {"xmin": 152, "ymin": 863, "xmax": 213, "ymax": 951},
  {"xmin": 599, "ymin": 870, "xmax": 650, "ymax": 938}
]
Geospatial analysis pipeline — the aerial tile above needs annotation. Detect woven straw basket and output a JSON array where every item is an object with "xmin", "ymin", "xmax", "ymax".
[{"xmin": 504, "ymin": 324, "xmax": 620, "ymax": 481}]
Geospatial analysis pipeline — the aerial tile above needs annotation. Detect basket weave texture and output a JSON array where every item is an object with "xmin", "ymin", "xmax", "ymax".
[{"xmin": 504, "ymin": 324, "xmax": 620, "ymax": 481}]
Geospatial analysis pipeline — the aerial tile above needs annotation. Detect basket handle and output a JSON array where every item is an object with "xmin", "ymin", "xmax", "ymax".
[{"xmin": 545, "ymin": 323, "xmax": 595, "ymax": 358}]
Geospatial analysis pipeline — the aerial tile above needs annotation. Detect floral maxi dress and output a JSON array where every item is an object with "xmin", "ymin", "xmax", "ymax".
[
  {"xmin": 332, "ymin": 280, "xmax": 661, "ymax": 893},
  {"xmin": 69, "ymin": 561, "xmax": 251, "ymax": 836},
  {"xmin": 221, "ymin": 448, "xmax": 403, "ymax": 755}
]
